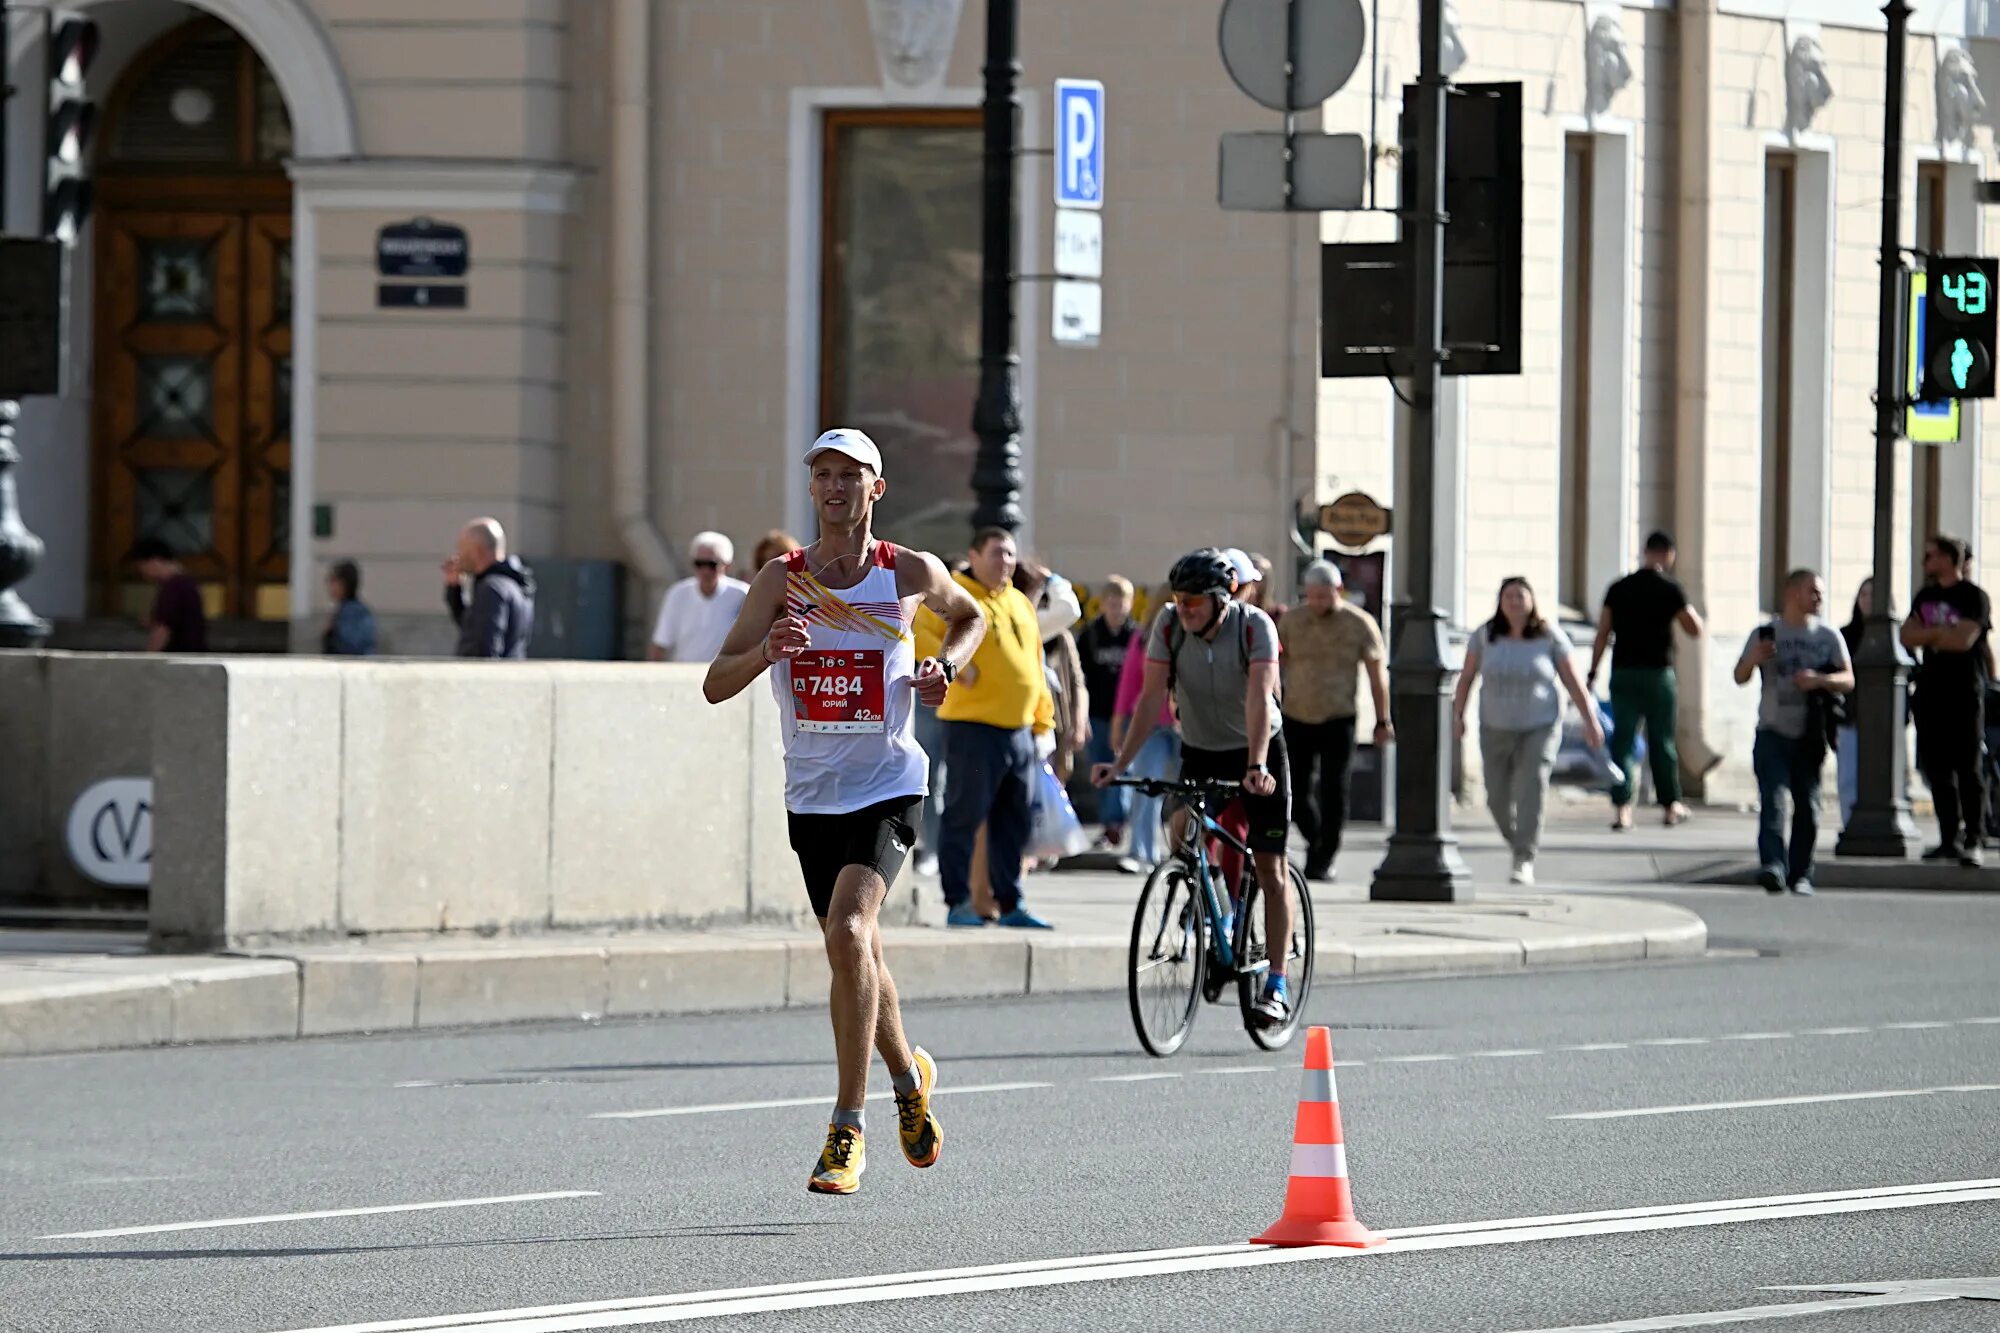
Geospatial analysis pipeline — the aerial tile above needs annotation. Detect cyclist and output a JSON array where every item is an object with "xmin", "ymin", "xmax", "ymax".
[
  {"xmin": 704, "ymin": 428, "xmax": 985, "ymax": 1195},
  {"xmin": 1092, "ymin": 546, "xmax": 1295, "ymax": 1028}
]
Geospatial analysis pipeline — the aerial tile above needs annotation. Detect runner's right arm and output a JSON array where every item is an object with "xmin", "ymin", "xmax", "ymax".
[{"xmin": 703, "ymin": 560, "xmax": 801, "ymax": 704}]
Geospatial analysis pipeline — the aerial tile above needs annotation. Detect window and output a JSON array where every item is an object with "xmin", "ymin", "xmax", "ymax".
[
  {"xmin": 819, "ymin": 109, "xmax": 984, "ymax": 559},
  {"xmin": 1759, "ymin": 155, "xmax": 1797, "ymax": 609},
  {"xmin": 1914, "ymin": 163, "xmax": 1947, "ymax": 568},
  {"xmin": 1558, "ymin": 137, "xmax": 1593, "ymax": 612}
]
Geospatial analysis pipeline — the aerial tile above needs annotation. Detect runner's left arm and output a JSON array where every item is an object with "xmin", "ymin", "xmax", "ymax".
[{"xmin": 703, "ymin": 560, "xmax": 797, "ymax": 704}]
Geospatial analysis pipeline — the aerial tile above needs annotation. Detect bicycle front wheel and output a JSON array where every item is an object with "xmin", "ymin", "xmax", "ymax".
[
  {"xmin": 1128, "ymin": 858, "xmax": 1207, "ymax": 1057},
  {"xmin": 1237, "ymin": 863, "xmax": 1315, "ymax": 1051}
]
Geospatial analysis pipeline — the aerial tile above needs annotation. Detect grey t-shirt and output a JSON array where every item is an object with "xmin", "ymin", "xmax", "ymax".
[
  {"xmin": 1742, "ymin": 617, "xmax": 1850, "ymax": 739},
  {"xmin": 1470, "ymin": 623, "xmax": 1575, "ymax": 732},
  {"xmin": 1148, "ymin": 601, "xmax": 1282, "ymax": 751}
]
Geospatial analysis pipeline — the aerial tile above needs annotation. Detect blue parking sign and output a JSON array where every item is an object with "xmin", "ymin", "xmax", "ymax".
[{"xmin": 1054, "ymin": 79, "xmax": 1105, "ymax": 210}]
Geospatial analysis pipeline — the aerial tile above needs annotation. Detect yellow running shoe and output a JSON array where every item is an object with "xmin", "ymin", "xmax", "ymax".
[
  {"xmin": 894, "ymin": 1046, "xmax": 942, "ymax": 1168},
  {"xmin": 807, "ymin": 1122, "xmax": 865, "ymax": 1195}
]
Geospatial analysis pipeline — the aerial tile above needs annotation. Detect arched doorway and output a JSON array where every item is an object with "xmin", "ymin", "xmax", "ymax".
[{"xmin": 89, "ymin": 15, "xmax": 293, "ymax": 626}]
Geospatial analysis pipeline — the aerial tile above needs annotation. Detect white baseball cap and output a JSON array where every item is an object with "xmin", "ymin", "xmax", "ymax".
[
  {"xmin": 803, "ymin": 428, "xmax": 883, "ymax": 474},
  {"xmin": 1223, "ymin": 547, "xmax": 1259, "ymax": 584}
]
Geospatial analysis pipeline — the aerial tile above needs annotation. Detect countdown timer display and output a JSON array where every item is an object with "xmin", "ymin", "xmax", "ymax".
[{"xmin": 1925, "ymin": 254, "xmax": 1999, "ymax": 400}]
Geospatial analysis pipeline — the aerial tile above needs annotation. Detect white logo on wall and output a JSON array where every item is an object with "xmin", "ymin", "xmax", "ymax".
[{"xmin": 65, "ymin": 777, "xmax": 153, "ymax": 888}]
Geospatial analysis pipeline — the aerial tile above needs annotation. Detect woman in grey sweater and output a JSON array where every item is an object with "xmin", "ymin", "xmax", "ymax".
[{"xmin": 1453, "ymin": 578, "xmax": 1604, "ymax": 885}]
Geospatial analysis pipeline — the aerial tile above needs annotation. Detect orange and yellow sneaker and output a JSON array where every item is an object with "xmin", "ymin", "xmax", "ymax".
[
  {"xmin": 807, "ymin": 1122, "xmax": 865, "ymax": 1195},
  {"xmin": 894, "ymin": 1046, "xmax": 942, "ymax": 1168}
]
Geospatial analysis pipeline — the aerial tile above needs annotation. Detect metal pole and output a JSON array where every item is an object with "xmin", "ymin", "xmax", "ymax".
[
  {"xmin": 0, "ymin": 4, "xmax": 53, "ymax": 648},
  {"xmin": 1372, "ymin": 0, "xmax": 1471, "ymax": 900},
  {"xmin": 1836, "ymin": 0, "xmax": 1920, "ymax": 858},
  {"xmin": 970, "ymin": 0, "xmax": 1024, "ymax": 535}
]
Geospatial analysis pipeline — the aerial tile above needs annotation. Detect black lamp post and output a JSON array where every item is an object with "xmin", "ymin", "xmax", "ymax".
[
  {"xmin": 0, "ymin": 6, "xmax": 53, "ymax": 648},
  {"xmin": 970, "ymin": 0, "xmax": 1024, "ymax": 536}
]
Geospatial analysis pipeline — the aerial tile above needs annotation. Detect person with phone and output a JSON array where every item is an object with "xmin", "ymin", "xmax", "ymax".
[{"xmin": 1734, "ymin": 569, "xmax": 1853, "ymax": 895}]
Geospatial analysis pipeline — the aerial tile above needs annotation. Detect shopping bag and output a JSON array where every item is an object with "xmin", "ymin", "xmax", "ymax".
[
  {"xmin": 1553, "ymin": 700, "xmax": 1630, "ymax": 792},
  {"xmin": 1029, "ymin": 759, "xmax": 1091, "ymax": 860}
]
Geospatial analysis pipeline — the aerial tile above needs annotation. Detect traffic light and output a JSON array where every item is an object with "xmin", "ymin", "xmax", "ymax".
[
  {"xmin": 43, "ymin": 16, "xmax": 99, "ymax": 243},
  {"xmin": 1921, "ymin": 254, "xmax": 1998, "ymax": 400}
]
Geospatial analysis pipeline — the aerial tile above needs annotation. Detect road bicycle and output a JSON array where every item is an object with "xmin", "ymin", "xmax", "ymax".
[{"xmin": 1107, "ymin": 776, "xmax": 1314, "ymax": 1057}]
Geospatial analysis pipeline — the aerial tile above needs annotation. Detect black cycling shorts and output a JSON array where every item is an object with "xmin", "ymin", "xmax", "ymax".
[
  {"xmin": 1179, "ymin": 732, "xmax": 1291, "ymax": 854},
  {"xmin": 786, "ymin": 795, "xmax": 921, "ymax": 919}
]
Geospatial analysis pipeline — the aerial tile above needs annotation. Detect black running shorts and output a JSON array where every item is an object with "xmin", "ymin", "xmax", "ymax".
[
  {"xmin": 1178, "ymin": 732, "xmax": 1291, "ymax": 854},
  {"xmin": 785, "ymin": 794, "xmax": 922, "ymax": 919}
]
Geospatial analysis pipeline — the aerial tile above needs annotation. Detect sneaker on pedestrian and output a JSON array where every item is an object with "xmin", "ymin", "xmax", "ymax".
[
  {"xmin": 807, "ymin": 1122, "xmax": 865, "ymax": 1195},
  {"xmin": 1508, "ymin": 857, "xmax": 1535, "ymax": 887},
  {"xmin": 1303, "ymin": 858, "xmax": 1334, "ymax": 882},
  {"xmin": 1250, "ymin": 978, "xmax": 1291, "ymax": 1029},
  {"xmin": 1788, "ymin": 879, "xmax": 1815, "ymax": 896},
  {"xmin": 995, "ymin": 907, "xmax": 1053, "ymax": 930},
  {"xmin": 1960, "ymin": 846, "xmax": 1985, "ymax": 869},
  {"xmin": 913, "ymin": 851, "xmax": 939, "ymax": 877},
  {"xmin": 1922, "ymin": 842, "xmax": 1962, "ymax": 861},
  {"xmin": 945, "ymin": 905, "xmax": 988, "ymax": 928},
  {"xmin": 893, "ymin": 1047, "xmax": 942, "ymax": 1169},
  {"xmin": 1757, "ymin": 868, "xmax": 1785, "ymax": 894}
]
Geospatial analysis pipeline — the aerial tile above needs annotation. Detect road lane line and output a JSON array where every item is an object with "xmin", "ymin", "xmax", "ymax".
[
  {"xmin": 1472, "ymin": 1049, "xmax": 1545, "ymax": 1059},
  {"xmin": 1877, "ymin": 1021, "xmax": 1952, "ymax": 1030},
  {"xmin": 1500, "ymin": 1291, "xmax": 1957, "ymax": 1331},
  {"xmin": 39, "ymin": 1191, "xmax": 600, "ymax": 1241},
  {"xmin": 1194, "ymin": 1066, "xmax": 1278, "ymax": 1076},
  {"xmin": 1552, "ymin": 1083, "xmax": 2000, "ymax": 1120},
  {"xmin": 1631, "ymin": 1038, "xmax": 1708, "ymax": 1047},
  {"xmin": 590, "ymin": 1082, "xmax": 1052, "ymax": 1121},
  {"xmin": 1717, "ymin": 1032, "xmax": 1793, "ymax": 1041},
  {"xmin": 260, "ymin": 1181, "xmax": 2000, "ymax": 1332},
  {"xmin": 1090, "ymin": 1072, "xmax": 1181, "ymax": 1083},
  {"xmin": 1962, "ymin": 1016, "xmax": 2000, "ymax": 1025},
  {"xmin": 1799, "ymin": 1027, "xmax": 1871, "ymax": 1036},
  {"xmin": 1376, "ymin": 1053, "xmax": 1457, "ymax": 1063},
  {"xmin": 1559, "ymin": 1043, "xmax": 1630, "ymax": 1052}
]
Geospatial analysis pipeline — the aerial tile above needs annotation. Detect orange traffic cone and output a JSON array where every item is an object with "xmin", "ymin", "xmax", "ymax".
[{"xmin": 1251, "ymin": 1024, "xmax": 1383, "ymax": 1248}]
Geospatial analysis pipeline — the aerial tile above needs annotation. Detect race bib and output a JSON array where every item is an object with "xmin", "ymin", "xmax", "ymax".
[{"xmin": 790, "ymin": 649, "xmax": 886, "ymax": 732}]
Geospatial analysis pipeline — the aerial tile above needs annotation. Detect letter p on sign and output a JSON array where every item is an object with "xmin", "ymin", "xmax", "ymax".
[{"xmin": 1055, "ymin": 79, "xmax": 1105, "ymax": 210}]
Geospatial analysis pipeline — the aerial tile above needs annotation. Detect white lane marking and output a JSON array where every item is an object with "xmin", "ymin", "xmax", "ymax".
[
  {"xmin": 1553, "ymin": 1083, "xmax": 2000, "ymax": 1121},
  {"xmin": 39, "ymin": 1191, "xmax": 599, "ymax": 1241},
  {"xmin": 1195, "ymin": 1066, "xmax": 1277, "ymax": 1077},
  {"xmin": 261, "ymin": 1180, "xmax": 2000, "ymax": 1332},
  {"xmin": 1560, "ymin": 1042, "xmax": 1630, "ymax": 1052},
  {"xmin": 1717, "ymin": 1032, "xmax": 1793, "ymax": 1041},
  {"xmin": 1473, "ymin": 1049, "xmax": 1545, "ymax": 1059},
  {"xmin": 590, "ymin": 1082, "xmax": 1051, "ymax": 1121},
  {"xmin": 1877, "ymin": 1021, "xmax": 1952, "ymax": 1030},
  {"xmin": 1501, "ymin": 1291, "xmax": 1956, "ymax": 1331},
  {"xmin": 1333, "ymin": 1059, "xmax": 1367, "ymax": 1068},
  {"xmin": 1799, "ymin": 1027, "xmax": 1871, "ymax": 1036},
  {"xmin": 1631, "ymin": 1038, "xmax": 1708, "ymax": 1047},
  {"xmin": 1090, "ymin": 1072, "xmax": 1181, "ymax": 1083},
  {"xmin": 1963, "ymin": 1016, "xmax": 2000, "ymax": 1025},
  {"xmin": 1376, "ymin": 1053, "xmax": 1457, "ymax": 1063}
]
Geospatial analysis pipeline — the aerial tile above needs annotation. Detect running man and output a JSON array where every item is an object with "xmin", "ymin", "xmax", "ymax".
[
  {"xmin": 1090, "ymin": 547, "xmax": 1296, "ymax": 1028},
  {"xmin": 704, "ymin": 428, "xmax": 986, "ymax": 1195}
]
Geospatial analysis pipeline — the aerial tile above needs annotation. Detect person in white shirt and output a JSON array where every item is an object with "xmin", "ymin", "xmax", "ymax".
[{"xmin": 649, "ymin": 531, "xmax": 750, "ymax": 662}]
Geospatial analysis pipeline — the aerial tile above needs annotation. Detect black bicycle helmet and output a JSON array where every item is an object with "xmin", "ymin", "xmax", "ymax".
[{"xmin": 1168, "ymin": 547, "xmax": 1236, "ymax": 597}]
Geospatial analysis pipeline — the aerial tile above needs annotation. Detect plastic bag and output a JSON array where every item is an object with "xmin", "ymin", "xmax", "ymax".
[
  {"xmin": 1552, "ymin": 699, "xmax": 1630, "ymax": 792},
  {"xmin": 1029, "ymin": 759, "xmax": 1091, "ymax": 860}
]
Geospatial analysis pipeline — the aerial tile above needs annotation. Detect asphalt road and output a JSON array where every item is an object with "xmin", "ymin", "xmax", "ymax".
[{"xmin": 2, "ymin": 883, "xmax": 1997, "ymax": 1333}]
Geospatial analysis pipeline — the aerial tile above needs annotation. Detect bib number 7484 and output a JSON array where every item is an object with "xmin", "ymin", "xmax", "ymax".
[{"xmin": 791, "ymin": 649, "xmax": 886, "ymax": 732}]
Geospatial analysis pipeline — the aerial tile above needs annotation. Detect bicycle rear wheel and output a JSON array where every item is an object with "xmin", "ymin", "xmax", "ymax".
[
  {"xmin": 1128, "ymin": 858, "xmax": 1207, "ymax": 1057},
  {"xmin": 1236, "ymin": 863, "xmax": 1314, "ymax": 1050}
]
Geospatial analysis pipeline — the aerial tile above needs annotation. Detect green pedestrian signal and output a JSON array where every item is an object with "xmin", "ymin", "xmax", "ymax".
[{"xmin": 1923, "ymin": 255, "xmax": 1999, "ymax": 400}]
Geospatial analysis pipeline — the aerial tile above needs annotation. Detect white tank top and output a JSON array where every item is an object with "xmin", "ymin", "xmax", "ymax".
[{"xmin": 769, "ymin": 543, "xmax": 928, "ymax": 815}]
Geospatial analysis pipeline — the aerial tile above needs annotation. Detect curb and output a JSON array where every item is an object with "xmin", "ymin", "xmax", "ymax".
[{"xmin": 0, "ymin": 906, "xmax": 1707, "ymax": 1061}]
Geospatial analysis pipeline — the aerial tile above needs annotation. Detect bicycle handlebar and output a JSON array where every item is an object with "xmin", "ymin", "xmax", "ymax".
[{"xmin": 1104, "ymin": 775, "xmax": 1241, "ymax": 799}]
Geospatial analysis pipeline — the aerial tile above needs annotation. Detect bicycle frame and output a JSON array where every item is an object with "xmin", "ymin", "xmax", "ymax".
[{"xmin": 1169, "ymin": 789, "xmax": 1254, "ymax": 975}]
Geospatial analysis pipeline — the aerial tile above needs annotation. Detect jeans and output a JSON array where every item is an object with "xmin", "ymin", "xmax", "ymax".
[
  {"xmin": 1283, "ymin": 715, "xmax": 1356, "ymax": 868},
  {"xmin": 1608, "ymin": 667, "xmax": 1683, "ymax": 807},
  {"xmin": 1836, "ymin": 725, "xmax": 1858, "ymax": 828},
  {"xmin": 1917, "ymin": 694, "xmax": 1987, "ymax": 851},
  {"xmin": 1480, "ymin": 722, "xmax": 1563, "ymax": 860},
  {"xmin": 939, "ymin": 722, "xmax": 1036, "ymax": 911},
  {"xmin": 912, "ymin": 704, "xmax": 948, "ymax": 853},
  {"xmin": 1752, "ymin": 728, "xmax": 1824, "ymax": 885},
  {"xmin": 1084, "ymin": 716, "xmax": 1127, "ymax": 829},
  {"xmin": 1127, "ymin": 728, "xmax": 1182, "ymax": 865}
]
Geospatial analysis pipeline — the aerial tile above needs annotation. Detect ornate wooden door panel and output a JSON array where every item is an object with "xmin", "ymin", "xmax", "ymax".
[{"xmin": 91, "ymin": 207, "xmax": 290, "ymax": 619}]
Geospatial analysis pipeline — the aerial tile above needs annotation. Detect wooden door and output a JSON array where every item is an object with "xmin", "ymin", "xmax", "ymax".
[{"xmin": 92, "ymin": 205, "xmax": 290, "ymax": 619}]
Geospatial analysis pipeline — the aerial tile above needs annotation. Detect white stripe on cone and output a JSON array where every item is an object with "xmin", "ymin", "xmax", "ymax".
[{"xmin": 1289, "ymin": 1143, "xmax": 1349, "ymax": 1179}]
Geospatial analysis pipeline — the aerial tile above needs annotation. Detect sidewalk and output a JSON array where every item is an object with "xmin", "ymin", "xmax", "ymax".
[{"xmin": 0, "ymin": 840, "xmax": 1704, "ymax": 1059}]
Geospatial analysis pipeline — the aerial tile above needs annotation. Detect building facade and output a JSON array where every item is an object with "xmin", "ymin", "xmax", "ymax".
[{"xmin": 4, "ymin": 0, "xmax": 1998, "ymax": 804}]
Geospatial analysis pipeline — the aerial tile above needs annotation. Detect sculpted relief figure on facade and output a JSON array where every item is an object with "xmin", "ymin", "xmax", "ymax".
[
  {"xmin": 1937, "ymin": 45, "xmax": 1987, "ymax": 150},
  {"xmin": 1784, "ymin": 34, "xmax": 1833, "ymax": 136},
  {"xmin": 866, "ymin": 0, "xmax": 965, "ymax": 94},
  {"xmin": 1440, "ymin": 0, "xmax": 1469, "ymax": 76},
  {"xmin": 1585, "ymin": 13, "xmax": 1633, "ymax": 119}
]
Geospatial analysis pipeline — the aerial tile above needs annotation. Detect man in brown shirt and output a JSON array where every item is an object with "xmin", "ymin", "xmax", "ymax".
[{"xmin": 1279, "ymin": 560, "xmax": 1391, "ymax": 879}]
